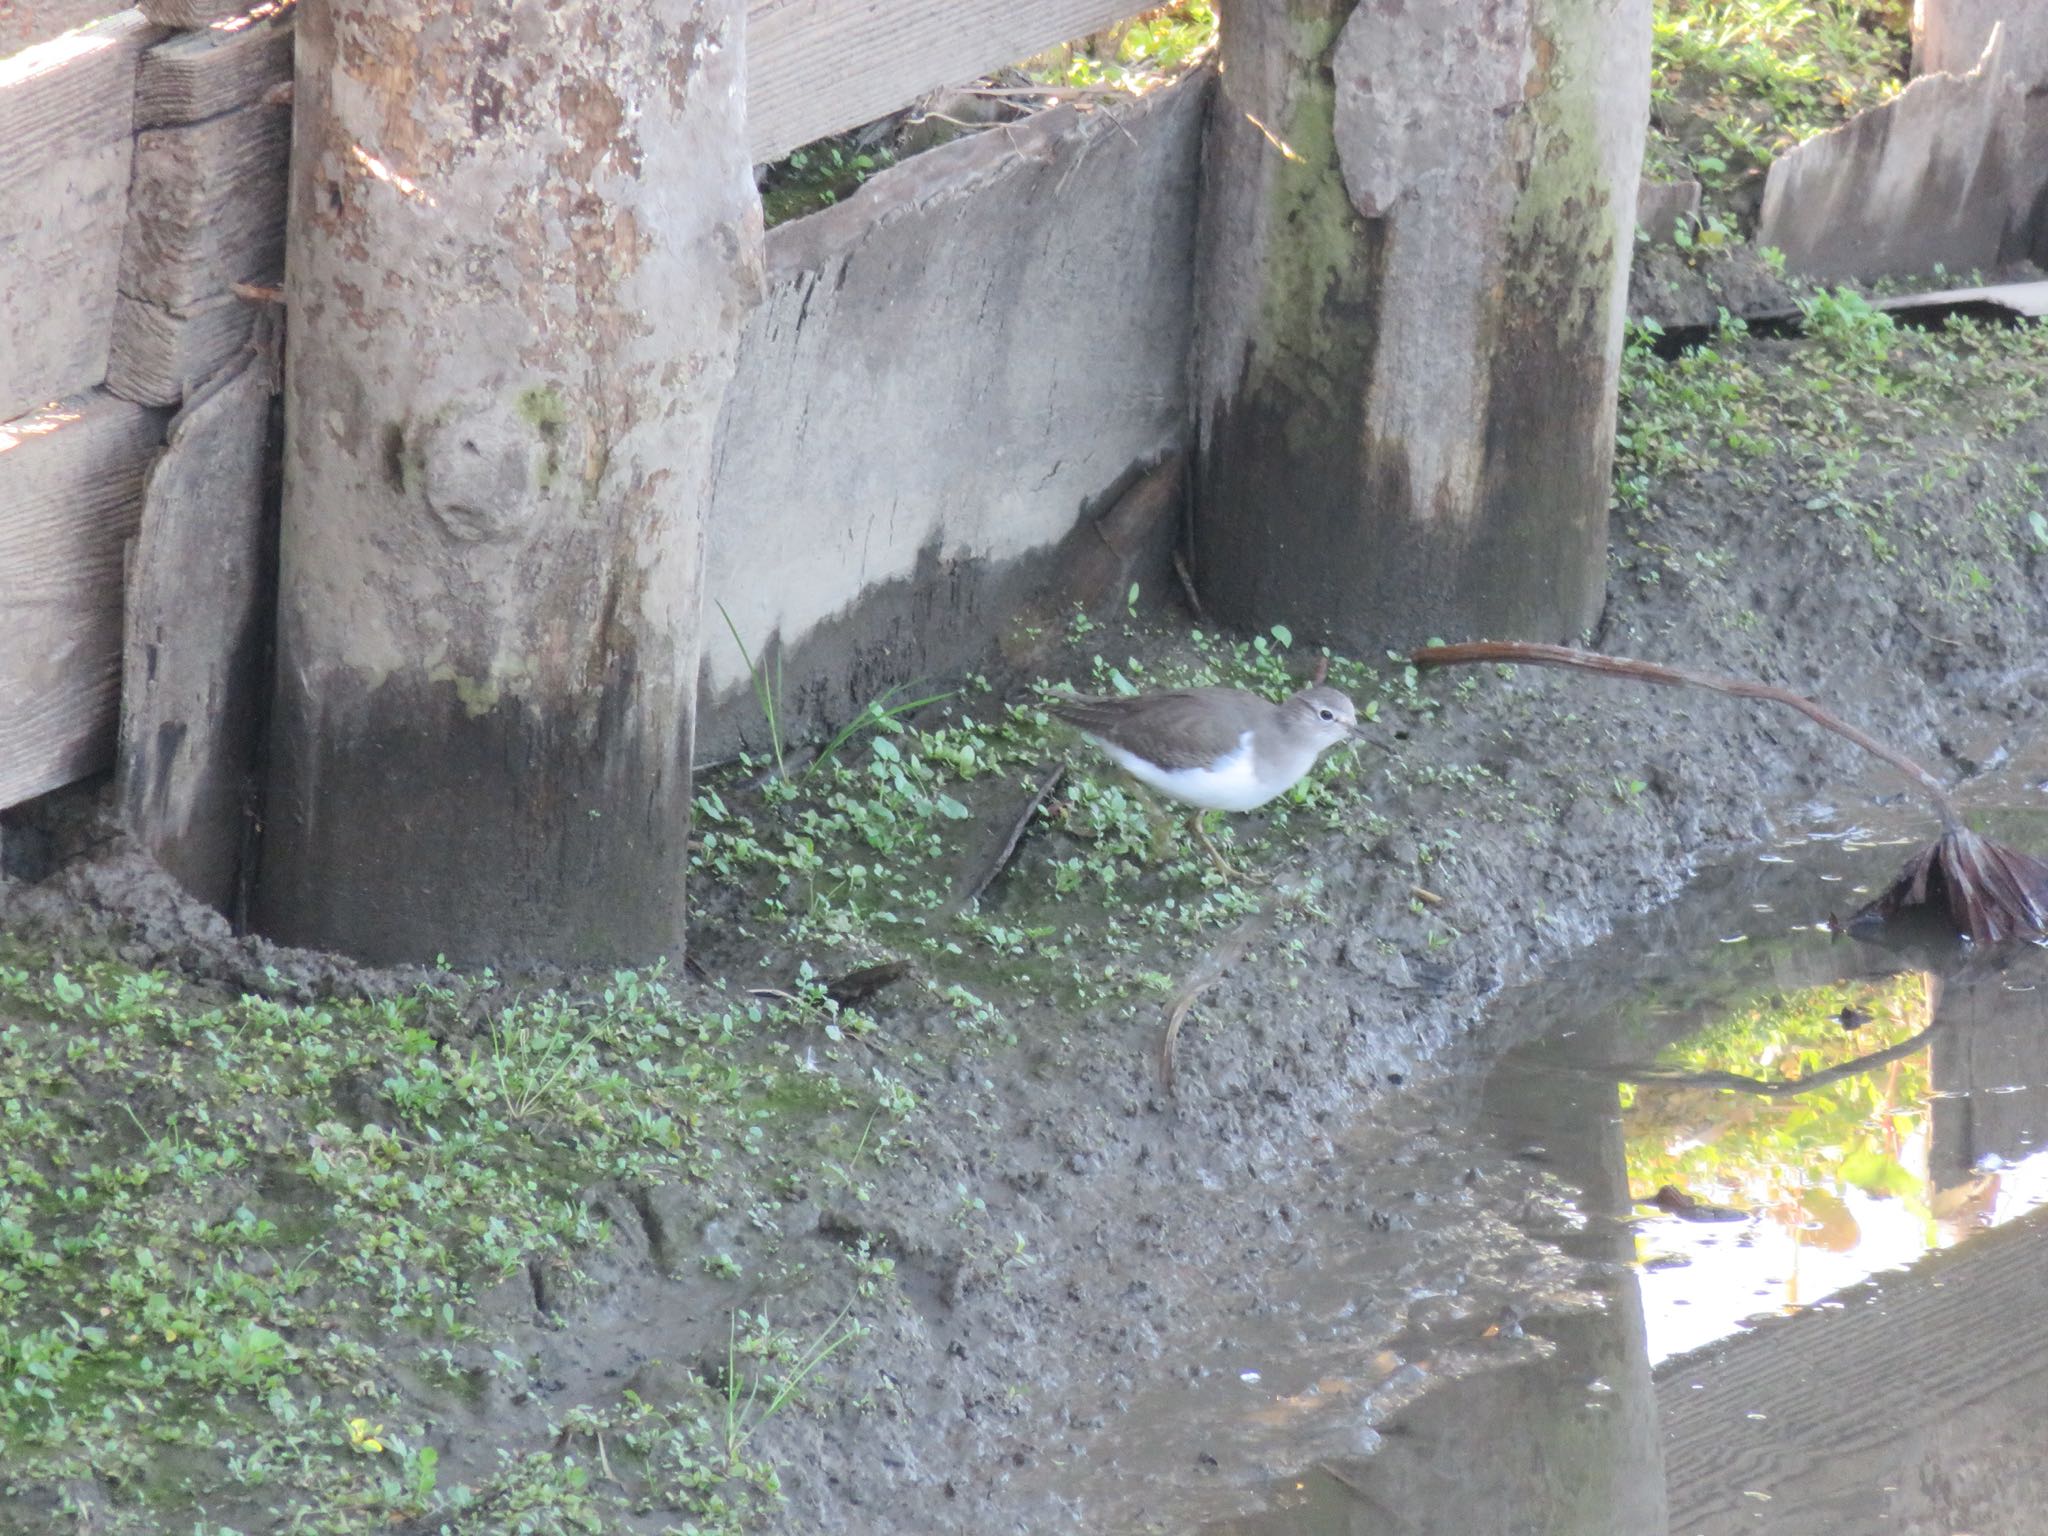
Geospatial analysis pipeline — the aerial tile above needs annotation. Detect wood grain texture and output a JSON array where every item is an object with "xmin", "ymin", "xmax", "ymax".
[
  {"xmin": 117, "ymin": 101, "xmax": 290, "ymax": 310},
  {"xmin": 0, "ymin": 392, "xmax": 166, "ymax": 810},
  {"xmin": 117, "ymin": 346, "xmax": 273, "ymax": 909},
  {"xmin": 138, "ymin": 0, "xmax": 255, "ymax": 26},
  {"xmin": 1661, "ymin": 1203, "xmax": 2048, "ymax": 1535},
  {"xmin": 0, "ymin": 0, "xmax": 127, "ymax": 63},
  {"xmin": 0, "ymin": 9, "xmax": 158, "ymax": 419},
  {"xmin": 135, "ymin": 12, "xmax": 291, "ymax": 128},
  {"xmin": 0, "ymin": 139, "xmax": 133, "ymax": 421},
  {"xmin": 106, "ymin": 290, "xmax": 258, "ymax": 406},
  {"xmin": 0, "ymin": 10, "xmax": 158, "ymax": 190},
  {"xmin": 745, "ymin": 0, "xmax": 1139, "ymax": 163}
]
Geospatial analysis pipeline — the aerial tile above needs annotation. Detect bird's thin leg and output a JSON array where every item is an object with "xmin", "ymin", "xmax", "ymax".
[{"xmin": 1189, "ymin": 810, "xmax": 1251, "ymax": 882}]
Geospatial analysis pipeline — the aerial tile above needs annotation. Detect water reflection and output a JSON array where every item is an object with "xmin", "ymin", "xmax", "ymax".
[{"xmin": 1196, "ymin": 814, "xmax": 2048, "ymax": 1536}]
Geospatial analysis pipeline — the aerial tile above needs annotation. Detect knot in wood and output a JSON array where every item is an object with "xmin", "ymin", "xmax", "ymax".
[{"xmin": 418, "ymin": 402, "xmax": 548, "ymax": 543}]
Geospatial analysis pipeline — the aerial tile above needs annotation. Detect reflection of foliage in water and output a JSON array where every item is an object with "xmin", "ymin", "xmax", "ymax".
[{"xmin": 1622, "ymin": 972, "xmax": 1932, "ymax": 1234}]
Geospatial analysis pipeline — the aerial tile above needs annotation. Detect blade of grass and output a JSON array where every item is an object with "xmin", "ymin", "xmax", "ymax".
[
  {"xmin": 717, "ymin": 601, "xmax": 785, "ymax": 776},
  {"xmin": 801, "ymin": 685, "xmax": 955, "ymax": 781}
]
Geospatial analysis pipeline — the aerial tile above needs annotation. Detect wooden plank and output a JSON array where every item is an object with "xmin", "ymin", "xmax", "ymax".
[
  {"xmin": 1660, "ymin": 1205, "xmax": 2048, "ymax": 1534},
  {"xmin": 0, "ymin": 0, "xmax": 123, "ymax": 61},
  {"xmin": 0, "ymin": 139, "xmax": 133, "ymax": 421},
  {"xmin": 0, "ymin": 10, "xmax": 158, "ymax": 190},
  {"xmin": 0, "ymin": 392, "xmax": 166, "ymax": 810},
  {"xmin": 1757, "ymin": 46, "xmax": 2022, "ymax": 282},
  {"xmin": 135, "ymin": 12, "xmax": 291, "ymax": 128},
  {"xmin": 0, "ymin": 10, "xmax": 158, "ymax": 419},
  {"xmin": 140, "ymin": 0, "xmax": 261, "ymax": 25},
  {"xmin": 746, "ymin": 0, "xmax": 1141, "ymax": 163},
  {"xmin": 116, "ymin": 344, "xmax": 273, "ymax": 910},
  {"xmin": 106, "ymin": 290, "xmax": 258, "ymax": 407},
  {"xmin": 117, "ymin": 100, "xmax": 290, "ymax": 311},
  {"xmin": 1875, "ymin": 279, "xmax": 2048, "ymax": 319}
]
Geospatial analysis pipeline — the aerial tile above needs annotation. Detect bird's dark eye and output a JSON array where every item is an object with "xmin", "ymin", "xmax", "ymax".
[{"xmin": 1319, "ymin": 707, "xmax": 1335, "ymax": 721}]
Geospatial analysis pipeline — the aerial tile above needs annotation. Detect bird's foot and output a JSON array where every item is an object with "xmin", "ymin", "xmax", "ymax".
[{"xmin": 1191, "ymin": 815, "xmax": 1259, "ymax": 884}]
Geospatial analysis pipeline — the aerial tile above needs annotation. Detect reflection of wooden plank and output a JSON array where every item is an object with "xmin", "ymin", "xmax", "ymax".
[
  {"xmin": 0, "ymin": 11, "xmax": 158, "ymax": 419},
  {"xmin": 0, "ymin": 393, "xmax": 165, "ymax": 809},
  {"xmin": 135, "ymin": 13, "xmax": 291, "ymax": 128},
  {"xmin": 116, "ymin": 349, "xmax": 272, "ymax": 909},
  {"xmin": 1660, "ymin": 1205, "xmax": 2048, "ymax": 1534},
  {"xmin": 745, "ymin": 0, "xmax": 1137, "ymax": 163}
]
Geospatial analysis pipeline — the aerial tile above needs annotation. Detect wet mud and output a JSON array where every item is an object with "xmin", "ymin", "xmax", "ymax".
[{"xmin": 4, "ymin": 358, "xmax": 2048, "ymax": 1533}]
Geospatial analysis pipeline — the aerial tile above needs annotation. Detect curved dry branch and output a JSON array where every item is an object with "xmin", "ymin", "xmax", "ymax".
[{"xmin": 1410, "ymin": 641, "xmax": 1964, "ymax": 833}]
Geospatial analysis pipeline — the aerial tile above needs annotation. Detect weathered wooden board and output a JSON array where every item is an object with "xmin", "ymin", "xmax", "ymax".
[
  {"xmin": 0, "ymin": 10, "xmax": 159, "ymax": 419},
  {"xmin": 138, "ymin": 0, "xmax": 255, "ymax": 26},
  {"xmin": 0, "ymin": 140, "xmax": 133, "ymax": 421},
  {"xmin": 746, "ymin": 0, "xmax": 1139, "ymax": 163},
  {"xmin": 118, "ymin": 102, "xmax": 291, "ymax": 311},
  {"xmin": 1876, "ymin": 279, "xmax": 2048, "ymax": 320},
  {"xmin": 1759, "ymin": 34, "xmax": 2024, "ymax": 282},
  {"xmin": 116, "ymin": 345, "xmax": 273, "ymax": 910},
  {"xmin": 135, "ymin": 11, "xmax": 291, "ymax": 128},
  {"xmin": 106, "ymin": 290, "xmax": 258, "ymax": 407},
  {"xmin": 1661, "ymin": 1204, "xmax": 2048, "ymax": 1535},
  {"xmin": 0, "ymin": 393, "xmax": 166, "ymax": 810},
  {"xmin": 0, "ymin": 0, "xmax": 123, "ymax": 61},
  {"xmin": 0, "ymin": 9, "xmax": 157, "ymax": 185}
]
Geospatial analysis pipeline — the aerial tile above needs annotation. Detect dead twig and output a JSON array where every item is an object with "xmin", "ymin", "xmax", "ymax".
[
  {"xmin": 1172, "ymin": 550, "xmax": 1206, "ymax": 622},
  {"xmin": 948, "ymin": 764, "xmax": 1065, "ymax": 914},
  {"xmin": 1902, "ymin": 612, "xmax": 1964, "ymax": 648},
  {"xmin": 1159, "ymin": 904, "xmax": 1286, "ymax": 1093},
  {"xmin": 959, "ymin": 83, "xmax": 1138, "ymax": 103}
]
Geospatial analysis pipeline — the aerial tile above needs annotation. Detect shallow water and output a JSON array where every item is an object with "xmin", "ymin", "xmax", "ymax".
[{"xmin": 1063, "ymin": 777, "xmax": 2048, "ymax": 1534}]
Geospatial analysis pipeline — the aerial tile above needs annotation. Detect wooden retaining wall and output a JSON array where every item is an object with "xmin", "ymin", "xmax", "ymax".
[
  {"xmin": 0, "ymin": 0, "xmax": 1175, "ymax": 876},
  {"xmin": 2, "ymin": 6, "xmax": 290, "ymax": 822}
]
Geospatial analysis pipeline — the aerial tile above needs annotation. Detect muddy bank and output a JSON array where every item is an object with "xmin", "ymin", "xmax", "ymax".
[{"xmin": 3, "ymin": 321, "xmax": 2047, "ymax": 1533}]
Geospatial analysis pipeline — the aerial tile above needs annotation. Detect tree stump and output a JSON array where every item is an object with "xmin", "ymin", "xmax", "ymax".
[
  {"xmin": 1191, "ymin": 0, "xmax": 1650, "ymax": 653},
  {"xmin": 252, "ymin": 0, "xmax": 763, "ymax": 964}
]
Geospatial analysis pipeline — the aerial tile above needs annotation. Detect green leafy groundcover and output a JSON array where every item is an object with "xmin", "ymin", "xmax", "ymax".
[{"xmin": 0, "ymin": 956, "xmax": 899, "ymax": 1533}]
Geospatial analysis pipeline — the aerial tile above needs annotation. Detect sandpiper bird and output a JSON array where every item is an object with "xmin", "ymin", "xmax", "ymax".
[{"xmin": 1048, "ymin": 683, "xmax": 1364, "ymax": 875}]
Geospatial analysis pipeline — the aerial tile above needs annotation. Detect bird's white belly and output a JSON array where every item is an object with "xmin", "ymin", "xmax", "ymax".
[{"xmin": 1091, "ymin": 732, "xmax": 1280, "ymax": 812}]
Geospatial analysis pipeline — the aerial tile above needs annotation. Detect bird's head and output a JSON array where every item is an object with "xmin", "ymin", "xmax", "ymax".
[{"xmin": 1284, "ymin": 684, "xmax": 1363, "ymax": 752}]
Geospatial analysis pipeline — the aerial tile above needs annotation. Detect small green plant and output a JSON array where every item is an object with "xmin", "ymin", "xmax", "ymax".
[
  {"xmin": 805, "ymin": 684, "xmax": 955, "ymax": 783},
  {"xmin": 1033, "ymin": 2, "xmax": 1217, "ymax": 90},
  {"xmin": 721, "ymin": 1304, "xmax": 864, "ymax": 1468},
  {"xmin": 1649, "ymin": 0, "xmax": 1908, "ymax": 200},
  {"xmin": 759, "ymin": 139, "xmax": 897, "ymax": 226}
]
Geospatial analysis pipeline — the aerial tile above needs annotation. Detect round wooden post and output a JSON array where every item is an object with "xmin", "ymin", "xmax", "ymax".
[
  {"xmin": 1191, "ymin": 0, "xmax": 1650, "ymax": 651},
  {"xmin": 253, "ymin": 0, "xmax": 762, "ymax": 963}
]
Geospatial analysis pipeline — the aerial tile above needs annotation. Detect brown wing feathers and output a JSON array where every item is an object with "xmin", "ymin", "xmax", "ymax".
[{"xmin": 1047, "ymin": 689, "xmax": 1262, "ymax": 772}]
